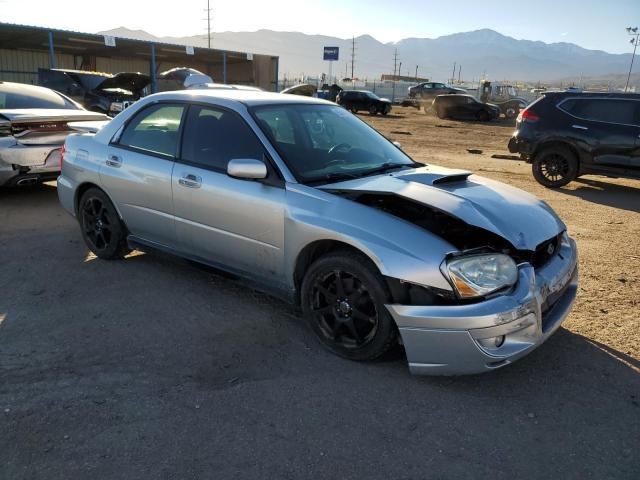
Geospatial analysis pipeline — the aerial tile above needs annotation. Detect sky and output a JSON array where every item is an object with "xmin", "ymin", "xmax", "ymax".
[{"xmin": 1, "ymin": 0, "xmax": 638, "ymax": 54}]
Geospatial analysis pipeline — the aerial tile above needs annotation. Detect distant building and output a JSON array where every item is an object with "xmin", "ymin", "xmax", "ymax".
[{"xmin": 0, "ymin": 23, "xmax": 279, "ymax": 91}]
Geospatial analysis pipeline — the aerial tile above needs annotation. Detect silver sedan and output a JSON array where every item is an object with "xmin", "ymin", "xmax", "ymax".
[{"xmin": 57, "ymin": 89, "xmax": 578, "ymax": 375}]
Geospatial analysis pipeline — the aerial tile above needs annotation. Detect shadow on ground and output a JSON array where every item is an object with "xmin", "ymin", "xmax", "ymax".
[{"xmin": 558, "ymin": 177, "xmax": 640, "ymax": 213}]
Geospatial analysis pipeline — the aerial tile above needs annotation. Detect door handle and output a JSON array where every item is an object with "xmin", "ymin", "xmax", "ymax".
[
  {"xmin": 178, "ymin": 173, "xmax": 202, "ymax": 188},
  {"xmin": 571, "ymin": 125, "xmax": 588, "ymax": 131},
  {"xmin": 106, "ymin": 154, "xmax": 122, "ymax": 167}
]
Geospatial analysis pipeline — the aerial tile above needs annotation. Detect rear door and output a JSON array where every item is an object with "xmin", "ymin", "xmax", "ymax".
[
  {"xmin": 172, "ymin": 104, "xmax": 286, "ymax": 279},
  {"xmin": 101, "ymin": 102, "xmax": 185, "ymax": 247},
  {"xmin": 559, "ymin": 98, "xmax": 640, "ymax": 168}
]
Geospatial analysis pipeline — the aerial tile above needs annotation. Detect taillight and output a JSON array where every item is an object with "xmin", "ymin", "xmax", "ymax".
[
  {"xmin": 60, "ymin": 143, "xmax": 66, "ymax": 169},
  {"xmin": 519, "ymin": 108, "xmax": 540, "ymax": 123}
]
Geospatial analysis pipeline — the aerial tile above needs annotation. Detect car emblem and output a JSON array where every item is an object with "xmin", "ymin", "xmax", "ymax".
[{"xmin": 547, "ymin": 243, "xmax": 555, "ymax": 255}]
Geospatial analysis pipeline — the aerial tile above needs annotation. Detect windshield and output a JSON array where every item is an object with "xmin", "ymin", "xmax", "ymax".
[
  {"xmin": 252, "ymin": 104, "xmax": 417, "ymax": 184},
  {"xmin": 365, "ymin": 91, "xmax": 380, "ymax": 100}
]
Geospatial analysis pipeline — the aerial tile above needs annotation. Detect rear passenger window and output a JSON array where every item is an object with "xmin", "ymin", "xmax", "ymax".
[
  {"xmin": 560, "ymin": 98, "xmax": 640, "ymax": 126},
  {"xmin": 119, "ymin": 104, "xmax": 185, "ymax": 157},
  {"xmin": 181, "ymin": 105, "xmax": 265, "ymax": 171}
]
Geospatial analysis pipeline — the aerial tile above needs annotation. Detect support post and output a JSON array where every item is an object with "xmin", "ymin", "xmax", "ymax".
[
  {"xmin": 223, "ymin": 52, "xmax": 227, "ymax": 84},
  {"xmin": 48, "ymin": 31, "xmax": 56, "ymax": 68},
  {"xmin": 150, "ymin": 44, "xmax": 157, "ymax": 93},
  {"xmin": 274, "ymin": 57, "xmax": 279, "ymax": 92}
]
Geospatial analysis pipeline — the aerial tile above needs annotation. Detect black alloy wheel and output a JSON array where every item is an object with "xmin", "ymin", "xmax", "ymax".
[
  {"xmin": 532, "ymin": 146, "xmax": 578, "ymax": 188},
  {"xmin": 79, "ymin": 188, "xmax": 131, "ymax": 259},
  {"xmin": 301, "ymin": 251, "xmax": 397, "ymax": 361}
]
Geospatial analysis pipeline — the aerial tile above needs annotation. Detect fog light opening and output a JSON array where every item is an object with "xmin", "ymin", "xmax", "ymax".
[{"xmin": 495, "ymin": 335, "xmax": 506, "ymax": 348}]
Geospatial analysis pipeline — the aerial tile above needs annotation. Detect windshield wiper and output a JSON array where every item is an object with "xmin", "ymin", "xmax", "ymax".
[
  {"xmin": 305, "ymin": 172, "xmax": 360, "ymax": 185},
  {"xmin": 360, "ymin": 162, "xmax": 415, "ymax": 178}
]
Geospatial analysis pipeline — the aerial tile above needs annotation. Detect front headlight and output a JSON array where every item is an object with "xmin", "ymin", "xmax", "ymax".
[{"xmin": 446, "ymin": 253, "xmax": 518, "ymax": 298}]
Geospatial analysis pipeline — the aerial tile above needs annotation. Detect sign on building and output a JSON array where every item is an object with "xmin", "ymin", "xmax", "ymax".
[
  {"xmin": 323, "ymin": 46, "xmax": 339, "ymax": 61},
  {"xmin": 186, "ymin": 45, "xmax": 195, "ymax": 55},
  {"xmin": 103, "ymin": 35, "xmax": 116, "ymax": 47}
]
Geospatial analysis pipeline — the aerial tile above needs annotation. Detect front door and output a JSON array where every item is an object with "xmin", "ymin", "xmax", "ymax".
[
  {"xmin": 172, "ymin": 104, "xmax": 286, "ymax": 280},
  {"xmin": 564, "ymin": 98, "xmax": 640, "ymax": 168},
  {"xmin": 101, "ymin": 103, "xmax": 185, "ymax": 247}
]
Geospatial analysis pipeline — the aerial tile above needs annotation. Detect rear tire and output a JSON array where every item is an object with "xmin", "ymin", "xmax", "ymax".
[
  {"xmin": 301, "ymin": 251, "xmax": 398, "ymax": 361},
  {"xmin": 78, "ymin": 188, "xmax": 131, "ymax": 259},
  {"xmin": 532, "ymin": 146, "xmax": 578, "ymax": 188}
]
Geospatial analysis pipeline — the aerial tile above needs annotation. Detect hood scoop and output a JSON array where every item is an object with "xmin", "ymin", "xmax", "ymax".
[{"xmin": 396, "ymin": 169, "xmax": 472, "ymax": 186}]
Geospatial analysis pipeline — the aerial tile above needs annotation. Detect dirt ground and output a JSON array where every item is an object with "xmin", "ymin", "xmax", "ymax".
[{"xmin": 0, "ymin": 107, "xmax": 638, "ymax": 479}]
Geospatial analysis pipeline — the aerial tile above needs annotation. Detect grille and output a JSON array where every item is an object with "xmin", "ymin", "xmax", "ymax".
[{"xmin": 531, "ymin": 234, "xmax": 561, "ymax": 269}]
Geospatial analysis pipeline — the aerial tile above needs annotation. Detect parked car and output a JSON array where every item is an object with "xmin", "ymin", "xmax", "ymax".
[
  {"xmin": 433, "ymin": 94, "xmax": 500, "ymax": 121},
  {"xmin": 157, "ymin": 67, "xmax": 262, "ymax": 92},
  {"xmin": 408, "ymin": 82, "xmax": 466, "ymax": 99},
  {"xmin": 38, "ymin": 68, "xmax": 149, "ymax": 116},
  {"xmin": 336, "ymin": 90, "xmax": 391, "ymax": 115},
  {"xmin": 508, "ymin": 92, "xmax": 640, "ymax": 187},
  {"xmin": 0, "ymin": 81, "xmax": 109, "ymax": 187},
  {"xmin": 58, "ymin": 89, "xmax": 578, "ymax": 376}
]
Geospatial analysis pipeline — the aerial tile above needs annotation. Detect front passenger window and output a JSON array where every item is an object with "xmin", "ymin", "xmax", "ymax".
[
  {"xmin": 119, "ymin": 104, "xmax": 185, "ymax": 157},
  {"xmin": 181, "ymin": 105, "xmax": 265, "ymax": 171}
]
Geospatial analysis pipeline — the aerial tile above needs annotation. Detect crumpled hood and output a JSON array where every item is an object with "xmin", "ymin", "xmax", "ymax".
[{"xmin": 320, "ymin": 165, "xmax": 565, "ymax": 251}]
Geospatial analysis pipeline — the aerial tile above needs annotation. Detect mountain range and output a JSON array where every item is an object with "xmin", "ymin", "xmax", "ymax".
[{"xmin": 100, "ymin": 27, "xmax": 636, "ymax": 86}]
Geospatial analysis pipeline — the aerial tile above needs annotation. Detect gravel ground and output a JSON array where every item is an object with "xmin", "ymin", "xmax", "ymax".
[{"xmin": 1, "ymin": 107, "xmax": 638, "ymax": 479}]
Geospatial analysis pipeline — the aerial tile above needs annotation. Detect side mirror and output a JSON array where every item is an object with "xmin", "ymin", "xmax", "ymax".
[
  {"xmin": 227, "ymin": 158, "xmax": 268, "ymax": 180},
  {"xmin": 393, "ymin": 141, "xmax": 402, "ymax": 150}
]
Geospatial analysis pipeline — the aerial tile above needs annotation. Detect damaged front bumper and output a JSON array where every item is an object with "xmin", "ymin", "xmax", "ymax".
[{"xmin": 386, "ymin": 236, "xmax": 578, "ymax": 375}]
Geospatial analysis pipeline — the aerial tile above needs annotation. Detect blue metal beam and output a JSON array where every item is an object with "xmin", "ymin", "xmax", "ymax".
[
  {"xmin": 48, "ymin": 31, "xmax": 55, "ymax": 68},
  {"xmin": 150, "ymin": 44, "xmax": 157, "ymax": 93},
  {"xmin": 223, "ymin": 52, "xmax": 227, "ymax": 84}
]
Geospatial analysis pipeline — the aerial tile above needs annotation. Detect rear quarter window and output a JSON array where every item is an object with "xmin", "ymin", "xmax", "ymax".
[
  {"xmin": 0, "ymin": 84, "xmax": 78, "ymax": 110},
  {"xmin": 559, "ymin": 98, "xmax": 640, "ymax": 126}
]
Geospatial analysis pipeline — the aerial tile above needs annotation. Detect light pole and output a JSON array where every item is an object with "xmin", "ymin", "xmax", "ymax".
[{"xmin": 625, "ymin": 26, "xmax": 639, "ymax": 92}]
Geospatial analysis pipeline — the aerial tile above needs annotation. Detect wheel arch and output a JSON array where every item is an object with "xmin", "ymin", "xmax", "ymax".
[
  {"xmin": 292, "ymin": 240, "xmax": 379, "ymax": 305},
  {"xmin": 74, "ymin": 182, "xmax": 124, "ymax": 221},
  {"xmin": 532, "ymin": 140, "xmax": 582, "ymax": 170}
]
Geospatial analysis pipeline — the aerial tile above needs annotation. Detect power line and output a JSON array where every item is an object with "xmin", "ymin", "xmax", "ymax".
[
  {"xmin": 392, "ymin": 48, "xmax": 398, "ymax": 102},
  {"xmin": 204, "ymin": 0, "xmax": 212, "ymax": 48},
  {"xmin": 350, "ymin": 36, "xmax": 356, "ymax": 79}
]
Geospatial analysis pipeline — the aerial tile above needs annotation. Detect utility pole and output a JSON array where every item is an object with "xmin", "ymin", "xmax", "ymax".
[
  {"xmin": 451, "ymin": 61, "xmax": 456, "ymax": 85},
  {"xmin": 204, "ymin": 0, "xmax": 212, "ymax": 48},
  {"xmin": 625, "ymin": 26, "xmax": 639, "ymax": 92},
  {"xmin": 350, "ymin": 36, "xmax": 356, "ymax": 80},
  {"xmin": 415, "ymin": 65, "xmax": 418, "ymax": 80},
  {"xmin": 458, "ymin": 64, "xmax": 461, "ymax": 84},
  {"xmin": 392, "ymin": 48, "xmax": 398, "ymax": 103},
  {"xmin": 399, "ymin": 61, "xmax": 402, "ymax": 80}
]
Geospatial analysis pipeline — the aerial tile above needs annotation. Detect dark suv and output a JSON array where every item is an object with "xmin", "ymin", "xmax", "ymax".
[
  {"xmin": 508, "ymin": 92, "xmax": 640, "ymax": 187},
  {"xmin": 336, "ymin": 90, "xmax": 392, "ymax": 115},
  {"xmin": 408, "ymin": 82, "xmax": 465, "ymax": 99}
]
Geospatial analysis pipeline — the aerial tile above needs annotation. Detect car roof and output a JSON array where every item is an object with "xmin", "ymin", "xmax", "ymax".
[
  {"xmin": 125, "ymin": 88, "xmax": 337, "ymax": 108},
  {"xmin": 543, "ymin": 91, "xmax": 640, "ymax": 99}
]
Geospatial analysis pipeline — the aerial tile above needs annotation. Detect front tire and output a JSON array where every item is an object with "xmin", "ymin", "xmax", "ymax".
[
  {"xmin": 78, "ymin": 188, "xmax": 131, "ymax": 259},
  {"xmin": 301, "ymin": 251, "xmax": 398, "ymax": 361},
  {"xmin": 532, "ymin": 146, "xmax": 578, "ymax": 188},
  {"xmin": 369, "ymin": 105, "xmax": 378, "ymax": 115}
]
